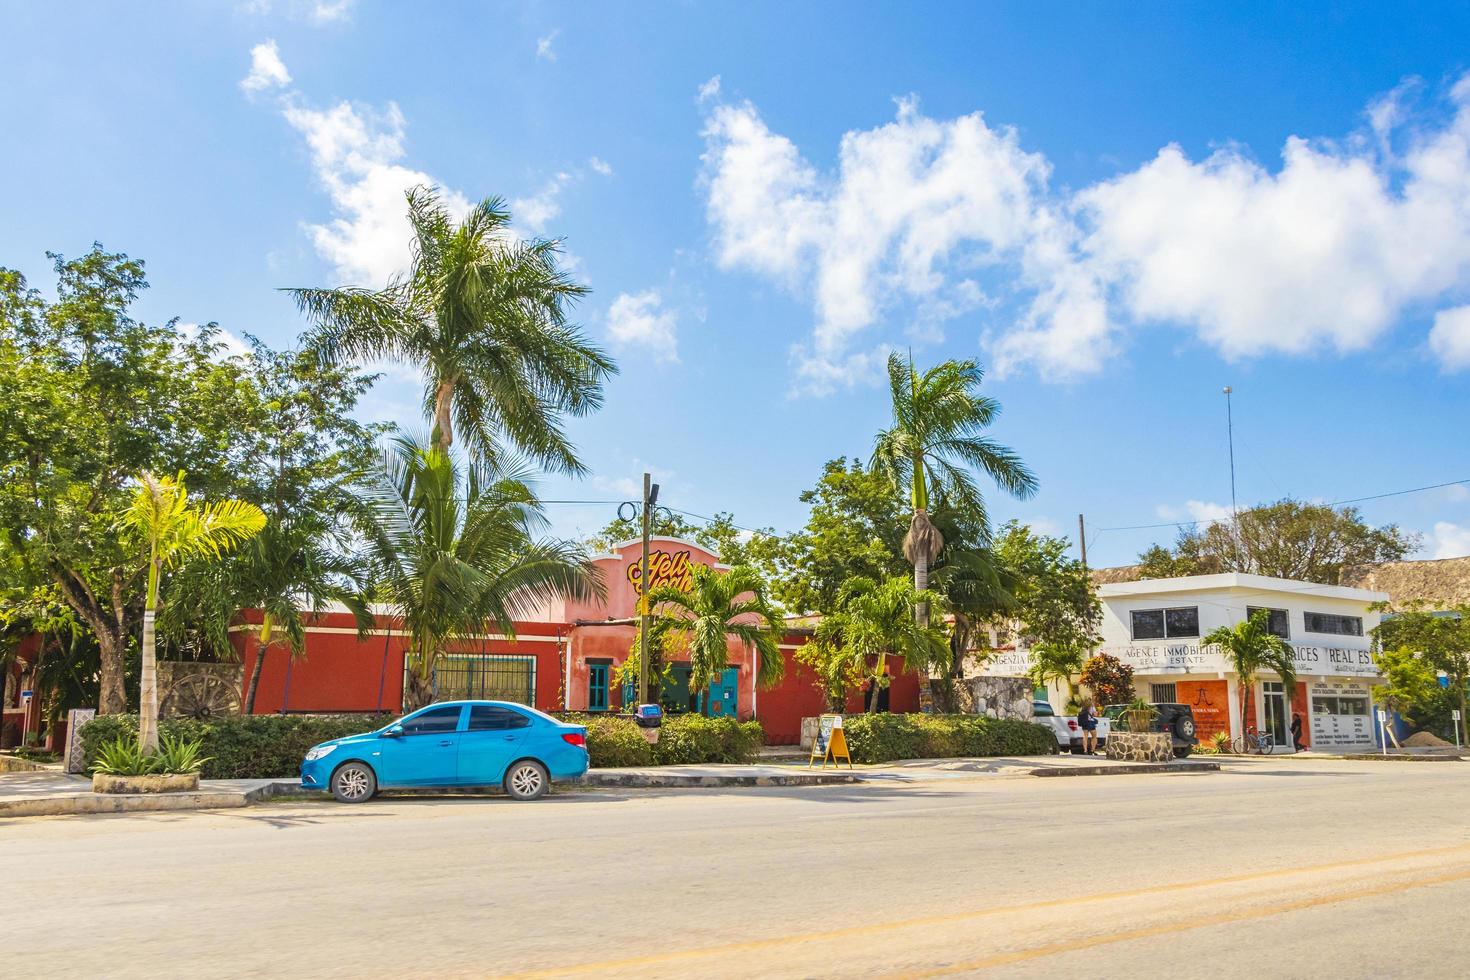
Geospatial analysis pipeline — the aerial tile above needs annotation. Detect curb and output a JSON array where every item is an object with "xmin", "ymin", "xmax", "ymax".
[
  {"xmin": 0, "ymin": 779, "xmax": 304, "ymax": 819},
  {"xmin": 1029, "ymin": 761, "xmax": 1220, "ymax": 777},
  {"xmin": 1342, "ymin": 753, "xmax": 1464, "ymax": 762},
  {"xmin": 580, "ymin": 771, "xmax": 859, "ymax": 788}
]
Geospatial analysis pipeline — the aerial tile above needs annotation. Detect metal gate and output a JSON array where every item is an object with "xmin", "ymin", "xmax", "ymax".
[{"xmin": 422, "ymin": 654, "xmax": 536, "ymax": 706}]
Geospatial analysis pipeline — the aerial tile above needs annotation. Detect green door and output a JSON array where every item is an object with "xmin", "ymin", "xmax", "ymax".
[{"xmin": 705, "ymin": 667, "xmax": 740, "ymax": 717}]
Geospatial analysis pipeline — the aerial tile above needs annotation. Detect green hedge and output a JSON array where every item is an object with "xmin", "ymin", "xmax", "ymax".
[
  {"xmin": 558, "ymin": 712, "xmax": 764, "ymax": 767},
  {"xmin": 81, "ymin": 711, "xmax": 765, "ymax": 777},
  {"xmin": 840, "ymin": 714, "xmax": 1056, "ymax": 763},
  {"xmin": 79, "ymin": 714, "xmax": 394, "ymax": 779}
]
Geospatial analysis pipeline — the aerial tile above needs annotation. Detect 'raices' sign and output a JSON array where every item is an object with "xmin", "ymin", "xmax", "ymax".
[{"xmin": 627, "ymin": 549, "xmax": 697, "ymax": 596}]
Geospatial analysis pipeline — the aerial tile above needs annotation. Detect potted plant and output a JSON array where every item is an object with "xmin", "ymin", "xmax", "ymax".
[
  {"xmin": 1120, "ymin": 697, "xmax": 1158, "ymax": 733},
  {"xmin": 91, "ymin": 734, "xmax": 212, "ymax": 794}
]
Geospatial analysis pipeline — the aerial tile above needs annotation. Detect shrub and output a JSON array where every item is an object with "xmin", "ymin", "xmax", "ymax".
[
  {"xmin": 652, "ymin": 715, "xmax": 763, "ymax": 765},
  {"xmin": 93, "ymin": 736, "xmax": 159, "ymax": 776},
  {"xmin": 841, "ymin": 713, "xmax": 1055, "ymax": 763},
  {"xmin": 579, "ymin": 714, "xmax": 654, "ymax": 768},
  {"xmin": 80, "ymin": 714, "xmax": 393, "ymax": 779}
]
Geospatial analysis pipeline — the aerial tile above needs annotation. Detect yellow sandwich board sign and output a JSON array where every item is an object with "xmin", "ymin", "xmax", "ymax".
[{"xmin": 808, "ymin": 713, "xmax": 852, "ymax": 769}]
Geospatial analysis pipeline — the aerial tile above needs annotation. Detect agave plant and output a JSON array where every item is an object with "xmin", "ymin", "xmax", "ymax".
[
  {"xmin": 92, "ymin": 736, "xmax": 160, "ymax": 776},
  {"xmin": 153, "ymin": 734, "xmax": 212, "ymax": 774}
]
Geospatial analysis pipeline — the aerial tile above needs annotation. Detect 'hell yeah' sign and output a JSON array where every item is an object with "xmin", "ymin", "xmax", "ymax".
[{"xmin": 627, "ymin": 549, "xmax": 697, "ymax": 596}]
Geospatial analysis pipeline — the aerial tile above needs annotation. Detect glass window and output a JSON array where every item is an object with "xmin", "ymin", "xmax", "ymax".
[
  {"xmin": 1246, "ymin": 606, "xmax": 1291, "ymax": 639},
  {"xmin": 1131, "ymin": 609, "xmax": 1166, "ymax": 640},
  {"xmin": 468, "ymin": 705, "xmax": 532, "ymax": 731},
  {"xmin": 1304, "ymin": 612, "xmax": 1363, "ymax": 636},
  {"xmin": 1150, "ymin": 683, "xmax": 1178, "ymax": 703},
  {"xmin": 400, "ymin": 705, "xmax": 463, "ymax": 734},
  {"xmin": 1032, "ymin": 701, "xmax": 1055, "ymax": 717},
  {"xmin": 1337, "ymin": 697, "xmax": 1369, "ymax": 716},
  {"xmin": 1165, "ymin": 607, "xmax": 1200, "ymax": 638}
]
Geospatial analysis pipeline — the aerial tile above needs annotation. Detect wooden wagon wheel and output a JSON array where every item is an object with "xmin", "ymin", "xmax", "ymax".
[{"xmin": 162, "ymin": 670, "xmax": 241, "ymax": 719}]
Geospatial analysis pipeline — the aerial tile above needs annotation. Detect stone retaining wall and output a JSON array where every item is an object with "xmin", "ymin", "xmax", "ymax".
[
  {"xmin": 954, "ymin": 676, "xmax": 1034, "ymax": 722},
  {"xmin": 1105, "ymin": 732, "xmax": 1173, "ymax": 763}
]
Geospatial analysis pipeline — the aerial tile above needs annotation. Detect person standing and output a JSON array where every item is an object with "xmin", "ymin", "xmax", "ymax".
[
  {"xmin": 1078, "ymin": 699, "xmax": 1100, "ymax": 754},
  {"xmin": 1290, "ymin": 712, "xmax": 1306, "ymax": 752}
]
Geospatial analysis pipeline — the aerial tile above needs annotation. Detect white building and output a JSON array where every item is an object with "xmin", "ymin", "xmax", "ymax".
[{"xmin": 977, "ymin": 573, "xmax": 1389, "ymax": 751}]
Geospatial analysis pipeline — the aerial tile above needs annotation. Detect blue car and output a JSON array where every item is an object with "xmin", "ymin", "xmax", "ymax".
[{"xmin": 300, "ymin": 701, "xmax": 589, "ymax": 803}]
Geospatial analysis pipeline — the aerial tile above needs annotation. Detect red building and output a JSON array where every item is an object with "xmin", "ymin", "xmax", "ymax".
[{"xmin": 231, "ymin": 537, "xmax": 919, "ymax": 744}]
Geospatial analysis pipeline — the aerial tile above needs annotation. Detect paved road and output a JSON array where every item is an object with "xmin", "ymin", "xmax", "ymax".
[{"xmin": 9, "ymin": 758, "xmax": 1469, "ymax": 978}]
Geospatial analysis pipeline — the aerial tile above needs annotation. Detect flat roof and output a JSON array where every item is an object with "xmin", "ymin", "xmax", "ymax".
[{"xmin": 1098, "ymin": 572, "xmax": 1388, "ymax": 604}]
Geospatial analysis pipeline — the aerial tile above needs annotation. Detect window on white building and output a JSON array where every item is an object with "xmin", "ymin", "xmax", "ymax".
[
  {"xmin": 1130, "ymin": 607, "xmax": 1200, "ymax": 640},
  {"xmin": 1246, "ymin": 606, "xmax": 1291, "ymax": 638},
  {"xmin": 1304, "ymin": 612, "xmax": 1363, "ymax": 636}
]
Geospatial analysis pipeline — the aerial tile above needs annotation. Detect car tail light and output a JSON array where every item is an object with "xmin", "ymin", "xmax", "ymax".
[
  {"xmin": 562, "ymin": 732, "xmax": 587, "ymax": 747},
  {"xmin": 1067, "ymin": 720, "xmax": 1078, "ymax": 730}
]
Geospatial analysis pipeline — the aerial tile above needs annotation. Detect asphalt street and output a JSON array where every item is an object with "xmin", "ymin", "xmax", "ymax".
[{"xmin": 7, "ymin": 757, "xmax": 1468, "ymax": 978}]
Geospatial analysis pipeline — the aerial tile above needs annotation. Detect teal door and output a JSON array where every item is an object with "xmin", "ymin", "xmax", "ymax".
[
  {"xmin": 588, "ymin": 663, "xmax": 610, "ymax": 711},
  {"xmin": 705, "ymin": 668, "xmax": 740, "ymax": 717}
]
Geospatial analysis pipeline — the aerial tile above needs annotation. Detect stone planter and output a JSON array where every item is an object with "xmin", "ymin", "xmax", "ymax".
[
  {"xmin": 1104, "ymin": 732, "xmax": 1172, "ymax": 763},
  {"xmin": 92, "ymin": 772, "xmax": 200, "ymax": 794},
  {"xmin": 800, "ymin": 716, "xmax": 820, "ymax": 751}
]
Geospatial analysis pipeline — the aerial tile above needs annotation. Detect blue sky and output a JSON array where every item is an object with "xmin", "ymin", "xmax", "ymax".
[{"xmin": 6, "ymin": 1, "xmax": 1470, "ymax": 567}]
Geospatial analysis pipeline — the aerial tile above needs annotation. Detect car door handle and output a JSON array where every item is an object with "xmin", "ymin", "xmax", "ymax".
[
  {"xmin": 502, "ymin": 735, "xmax": 517, "ymax": 741},
  {"xmin": 438, "ymin": 740, "xmax": 454, "ymax": 747}
]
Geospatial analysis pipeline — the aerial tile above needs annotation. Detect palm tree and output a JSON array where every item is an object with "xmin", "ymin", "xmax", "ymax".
[
  {"xmin": 643, "ymin": 563, "xmax": 785, "ymax": 711},
  {"xmin": 1027, "ymin": 641, "xmax": 1087, "ymax": 708},
  {"xmin": 289, "ymin": 187, "xmax": 617, "ymax": 469},
  {"xmin": 810, "ymin": 576, "xmax": 949, "ymax": 714},
  {"xmin": 355, "ymin": 435, "xmax": 602, "ymax": 710},
  {"xmin": 1203, "ymin": 609, "xmax": 1297, "ymax": 744},
  {"xmin": 118, "ymin": 472, "xmax": 265, "ymax": 752},
  {"xmin": 164, "ymin": 518, "xmax": 374, "ymax": 714}
]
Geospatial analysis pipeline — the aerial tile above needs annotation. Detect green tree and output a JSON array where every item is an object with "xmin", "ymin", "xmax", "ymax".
[
  {"xmin": 588, "ymin": 510, "xmax": 701, "ymax": 553},
  {"xmin": 290, "ymin": 187, "xmax": 616, "ymax": 468},
  {"xmin": 1139, "ymin": 499, "xmax": 1416, "ymax": 584},
  {"xmin": 1080, "ymin": 652, "xmax": 1135, "ymax": 708},
  {"xmin": 805, "ymin": 576, "xmax": 949, "ymax": 714},
  {"xmin": 0, "ymin": 249, "xmax": 262, "ymax": 713},
  {"xmin": 118, "ymin": 472, "xmax": 265, "ymax": 752},
  {"xmin": 995, "ymin": 520, "xmax": 1101, "ymax": 662},
  {"xmin": 1373, "ymin": 605, "xmax": 1470, "ymax": 745},
  {"xmin": 1202, "ymin": 609, "xmax": 1298, "ymax": 743},
  {"xmin": 1373, "ymin": 645, "xmax": 1438, "ymax": 747},
  {"xmin": 354, "ymin": 436, "xmax": 602, "ymax": 709},
  {"xmin": 643, "ymin": 563, "xmax": 785, "ymax": 708},
  {"xmin": 871, "ymin": 353, "xmax": 1036, "ymax": 628},
  {"xmin": 1028, "ymin": 642, "xmax": 1087, "ymax": 705}
]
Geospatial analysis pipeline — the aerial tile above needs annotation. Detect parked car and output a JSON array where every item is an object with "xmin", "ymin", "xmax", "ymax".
[
  {"xmin": 1102, "ymin": 702, "xmax": 1199, "ymax": 758},
  {"xmin": 1031, "ymin": 699, "xmax": 1112, "ymax": 754},
  {"xmin": 300, "ymin": 700, "xmax": 589, "ymax": 803}
]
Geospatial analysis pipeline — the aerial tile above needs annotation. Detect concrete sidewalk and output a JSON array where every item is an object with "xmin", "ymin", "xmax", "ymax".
[
  {"xmin": 824, "ymin": 754, "xmax": 1219, "ymax": 781},
  {"xmin": 0, "ymin": 771, "xmax": 300, "ymax": 818}
]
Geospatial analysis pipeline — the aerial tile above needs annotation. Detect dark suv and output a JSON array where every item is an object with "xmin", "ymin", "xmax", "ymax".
[{"xmin": 1103, "ymin": 702, "xmax": 1198, "ymax": 758}]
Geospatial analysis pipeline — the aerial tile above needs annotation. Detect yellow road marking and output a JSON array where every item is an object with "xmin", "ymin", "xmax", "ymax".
[
  {"xmin": 897, "ymin": 863, "xmax": 1470, "ymax": 977},
  {"xmin": 496, "ymin": 840, "xmax": 1470, "ymax": 978}
]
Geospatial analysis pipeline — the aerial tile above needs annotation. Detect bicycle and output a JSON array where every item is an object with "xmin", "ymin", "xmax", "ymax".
[{"xmin": 1231, "ymin": 726, "xmax": 1275, "ymax": 755}]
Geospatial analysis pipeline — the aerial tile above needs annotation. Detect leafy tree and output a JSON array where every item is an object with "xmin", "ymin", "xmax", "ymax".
[
  {"xmin": 642, "ymin": 563, "xmax": 785, "ymax": 708},
  {"xmin": 1028, "ymin": 643, "xmax": 1087, "ymax": 705},
  {"xmin": 1080, "ymin": 652, "xmax": 1134, "ymax": 708},
  {"xmin": 354, "ymin": 436, "xmax": 601, "ymax": 709},
  {"xmin": 1202, "ymin": 609, "xmax": 1298, "ymax": 741},
  {"xmin": 0, "ymin": 249, "xmax": 262, "ymax": 712},
  {"xmin": 160, "ymin": 343, "xmax": 381, "ymax": 712},
  {"xmin": 118, "ymin": 472, "xmax": 264, "ymax": 752},
  {"xmin": 290, "ymin": 187, "xmax": 616, "ymax": 468},
  {"xmin": 1138, "ymin": 499, "xmax": 1417, "ymax": 584},
  {"xmin": 1373, "ymin": 606, "xmax": 1470, "ymax": 745},
  {"xmin": 1373, "ymin": 645, "xmax": 1438, "ymax": 747},
  {"xmin": 995, "ymin": 521, "xmax": 1101, "ymax": 659},
  {"xmin": 588, "ymin": 510, "xmax": 702, "ymax": 553},
  {"xmin": 805, "ymin": 576, "xmax": 948, "ymax": 714}
]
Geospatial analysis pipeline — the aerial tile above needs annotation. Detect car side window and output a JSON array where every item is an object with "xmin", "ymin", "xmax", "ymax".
[
  {"xmin": 469, "ymin": 706, "xmax": 532, "ymax": 731},
  {"xmin": 400, "ymin": 705, "xmax": 463, "ymax": 735},
  {"xmin": 1033, "ymin": 702, "xmax": 1055, "ymax": 717}
]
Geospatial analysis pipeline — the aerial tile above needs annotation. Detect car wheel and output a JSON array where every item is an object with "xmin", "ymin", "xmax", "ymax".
[
  {"xmin": 1175, "ymin": 716, "xmax": 1196, "ymax": 739},
  {"xmin": 504, "ymin": 760, "xmax": 550, "ymax": 801},
  {"xmin": 1173, "ymin": 747, "xmax": 1193, "ymax": 759},
  {"xmin": 331, "ymin": 762, "xmax": 376, "ymax": 804}
]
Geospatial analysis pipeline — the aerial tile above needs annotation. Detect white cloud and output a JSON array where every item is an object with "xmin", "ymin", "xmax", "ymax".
[
  {"xmin": 240, "ymin": 39, "xmax": 291, "ymax": 93},
  {"xmin": 177, "ymin": 323, "xmax": 252, "ymax": 361},
  {"xmin": 606, "ymin": 290, "xmax": 679, "ymax": 362},
  {"xmin": 592, "ymin": 458, "xmax": 677, "ymax": 505},
  {"xmin": 511, "ymin": 171, "xmax": 573, "ymax": 235},
  {"xmin": 699, "ymin": 76, "xmax": 1470, "ymax": 391},
  {"xmin": 697, "ymin": 75, "xmax": 722, "ymax": 103},
  {"xmin": 311, "ymin": 0, "xmax": 354, "ymax": 23},
  {"xmin": 1156, "ymin": 500, "xmax": 1234, "ymax": 526},
  {"xmin": 1427, "ymin": 521, "xmax": 1470, "ymax": 559},
  {"xmin": 536, "ymin": 29, "xmax": 560, "ymax": 62},
  {"xmin": 588, "ymin": 156, "xmax": 613, "ymax": 177},
  {"xmin": 281, "ymin": 98, "xmax": 472, "ymax": 286},
  {"xmin": 1430, "ymin": 304, "xmax": 1470, "ymax": 370}
]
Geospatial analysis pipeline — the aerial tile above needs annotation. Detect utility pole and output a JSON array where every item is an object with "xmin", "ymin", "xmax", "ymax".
[
  {"xmin": 638, "ymin": 472, "xmax": 656, "ymax": 706},
  {"xmin": 1077, "ymin": 513, "xmax": 1088, "ymax": 570},
  {"xmin": 1223, "ymin": 386, "xmax": 1240, "ymax": 565}
]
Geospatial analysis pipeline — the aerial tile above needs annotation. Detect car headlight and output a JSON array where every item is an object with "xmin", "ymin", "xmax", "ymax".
[{"xmin": 304, "ymin": 744, "xmax": 338, "ymax": 762}]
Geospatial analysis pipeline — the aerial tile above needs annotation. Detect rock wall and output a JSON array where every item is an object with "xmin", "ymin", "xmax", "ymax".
[
  {"xmin": 1105, "ymin": 732, "xmax": 1173, "ymax": 763},
  {"xmin": 955, "ymin": 676, "xmax": 1034, "ymax": 722}
]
